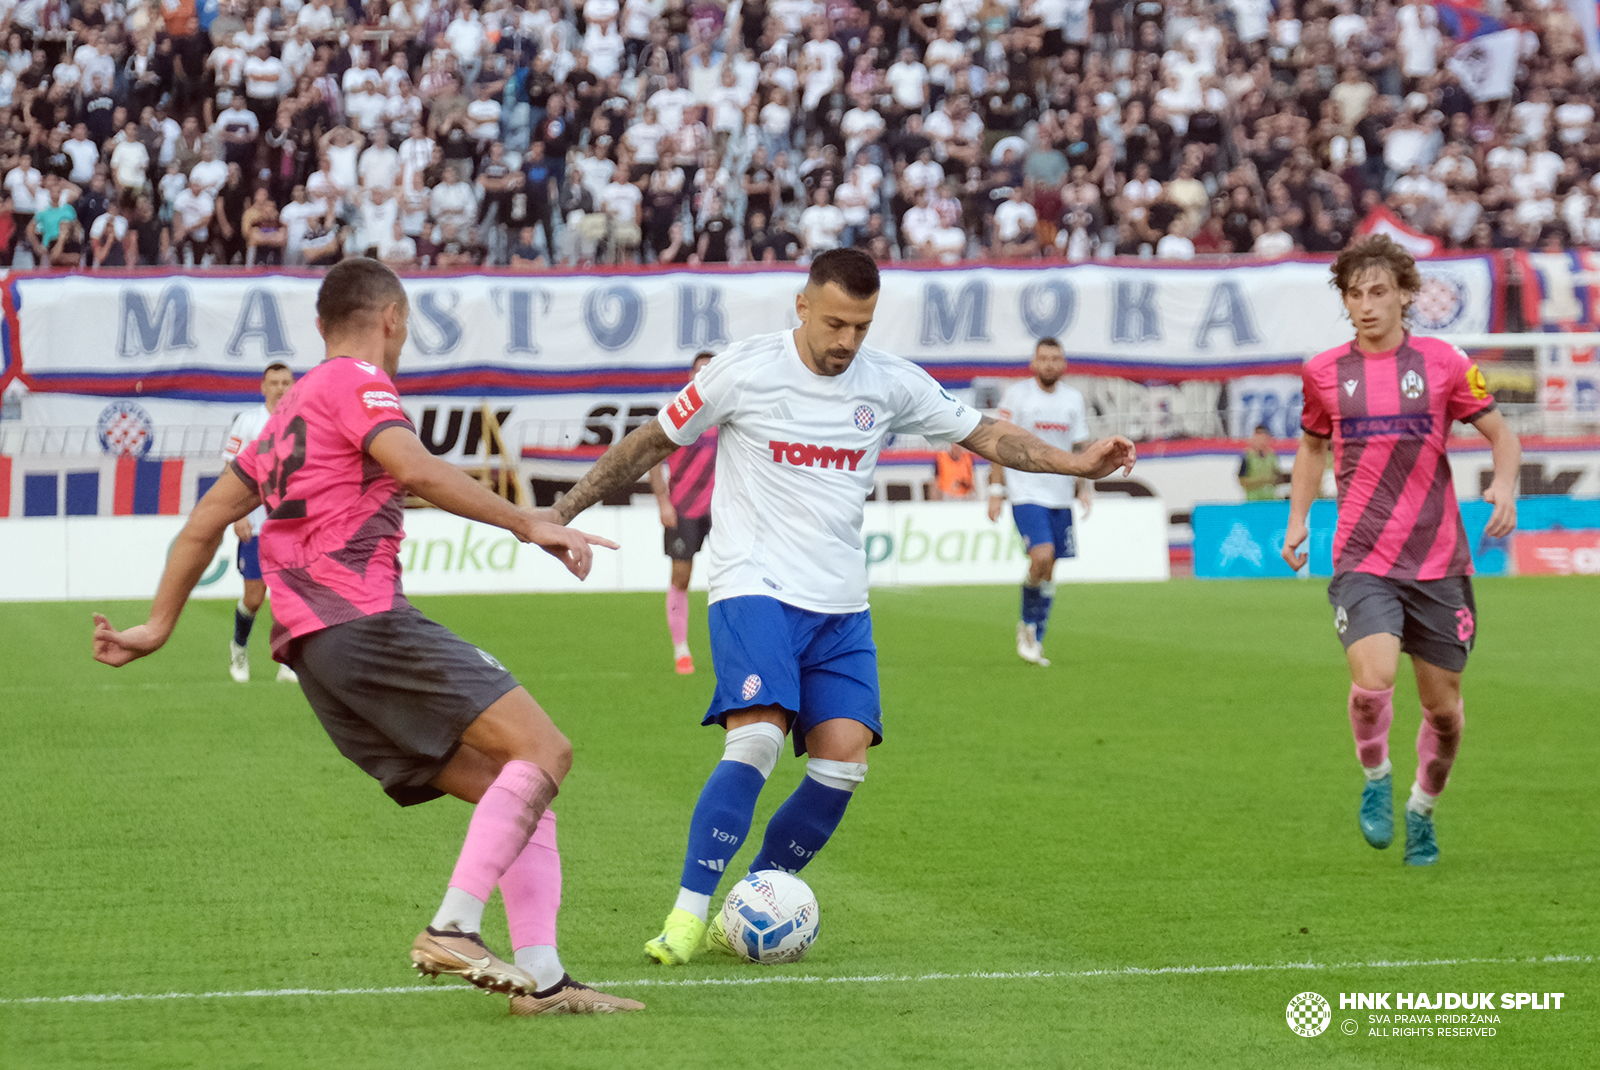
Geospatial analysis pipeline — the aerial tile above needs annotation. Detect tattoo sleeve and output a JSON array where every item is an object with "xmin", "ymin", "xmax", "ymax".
[
  {"xmin": 554, "ymin": 420, "xmax": 680, "ymax": 523},
  {"xmin": 963, "ymin": 415, "xmax": 1077, "ymax": 474}
]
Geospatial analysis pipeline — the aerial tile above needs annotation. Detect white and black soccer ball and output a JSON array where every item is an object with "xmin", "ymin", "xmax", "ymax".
[{"xmin": 720, "ymin": 870, "xmax": 819, "ymax": 964}]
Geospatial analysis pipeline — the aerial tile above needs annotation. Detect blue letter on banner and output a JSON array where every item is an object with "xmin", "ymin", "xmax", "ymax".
[
  {"xmin": 411, "ymin": 290, "xmax": 464, "ymax": 355},
  {"xmin": 1111, "ymin": 280, "xmax": 1162, "ymax": 344},
  {"xmin": 224, "ymin": 288, "xmax": 295, "ymax": 359},
  {"xmin": 494, "ymin": 288, "xmax": 553, "ymax": 355},
  {"xmin": 1019, "ymin": 278, "xmax": 1076, "ymax": 339},
  {"xmin": 920, "ymin": 280, "xmax": 992, "ymax": 346},
  {"xmin": 677, "ymin": 284, "xmax": 729, "ymax": 349},
  {"xmin": 117, "ymin": 285, "xmax": 196, "ymax": 357},
  {"xmin": 1193, "ymin": 280, "xmax": 1262, "ymax": 350},
  {"xmin": 583, "ymin": 284, "xmax": 645, "ymax": 351}
]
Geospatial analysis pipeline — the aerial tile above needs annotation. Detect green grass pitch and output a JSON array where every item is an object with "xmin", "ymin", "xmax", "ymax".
[{"xmin": 2, "ymin": 577, "xmax": 1597, "ymax": 1069}]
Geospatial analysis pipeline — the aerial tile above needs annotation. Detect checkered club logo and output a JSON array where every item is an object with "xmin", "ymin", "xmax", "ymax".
[
  {"xmin": 853, "ymin": 405, "xmax": 875, "ymax": 431},
  {"xmin": 741, "ymin": 674, "xmax": 762, "ymax": 701},
  {"xmin": 1286, "ymin": 991, "xmax": 1332, "ymax": 1037}
]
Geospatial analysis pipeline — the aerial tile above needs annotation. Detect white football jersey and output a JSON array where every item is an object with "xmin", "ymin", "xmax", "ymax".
[
  {"xmin": 224, "ymin": 403, "xmax": 272, "ymax": 532},
  {"xmin": 659, "ymin": 329, "xmax": 981, "ymax": 614},
  {"xmin": 996, "ymin": 378, "xmax": 1090, "ymax": 508}
]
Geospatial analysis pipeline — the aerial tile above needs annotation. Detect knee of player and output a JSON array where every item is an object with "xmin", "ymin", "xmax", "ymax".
[
  {"xmin": 1421, "ymin": 700, "xmax": 1463, "ymax": 733},
  {"xmin": 806, "ymin": 757, "xmax": 868, "ymax": 792},
  {"xmin": 722, "ymin": 721, "xmax": 785, "ymax": 779}
]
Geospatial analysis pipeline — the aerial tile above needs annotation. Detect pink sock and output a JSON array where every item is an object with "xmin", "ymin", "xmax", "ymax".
[
  {"xmin": 501, "ymin": 810, "xmax": 561, "ymax": 951},
  {"xmin": 1416, "ymin": 701, "xmax": 1464, "ymax": 795},
  {"xmin": 667, "ymin": 586, "xmax": 689, "ymax": 647},
  {"xmin": 448, "ymin": 760, "xmax": 557, "ymax": 901},
  {"xmin": 1349, "ymin": 684, "xmax": 1395, "ymax": 769}
]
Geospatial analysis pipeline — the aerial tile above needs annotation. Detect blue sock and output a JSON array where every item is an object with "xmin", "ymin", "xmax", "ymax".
[
  {"xmin": 679, "ymin": 761, "xmax": 767, "ymax": 896},
  {"xmin": 1036, "ymin": 583, "xmax": 1055, "ymax": 641},
  {"xmin": 750, "ymin": 775, "xmax": 854, "ymax": 874},
  {"xmin": 1021, "ymin": 583, "xmax": 1041, "ymax": 627},
  {"xmin": 233, "ymin": 602, "xmax": 255, "ymax": 647}
]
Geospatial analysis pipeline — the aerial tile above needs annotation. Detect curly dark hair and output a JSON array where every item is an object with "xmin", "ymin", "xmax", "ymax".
[{"xmin": 1330, "ymin": 235, "xmax": 1423, "ymax": 301}]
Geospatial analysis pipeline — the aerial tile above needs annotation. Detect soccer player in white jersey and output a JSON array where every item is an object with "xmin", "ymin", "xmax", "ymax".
[
  {"xmin": 549, "ymin": 249, "xmax": 1137, "ymax": 964},
  {"xmin": 222, "ymin": 362, "xmax": 297, "ymax": 683},
  {"xmin": 986, "ymin": 338, "xmax": 1092, "ymax": 667}
]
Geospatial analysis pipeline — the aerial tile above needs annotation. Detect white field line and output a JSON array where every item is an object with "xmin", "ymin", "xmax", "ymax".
[{"xmin": 2, "ymin": 954, "xmax": 1593, "ymax": 1007}]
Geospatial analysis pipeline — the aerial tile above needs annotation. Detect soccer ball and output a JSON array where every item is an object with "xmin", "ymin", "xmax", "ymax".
[{"xmin": 720, "ymin": 870, "xmax": 820, "ymax": 964}]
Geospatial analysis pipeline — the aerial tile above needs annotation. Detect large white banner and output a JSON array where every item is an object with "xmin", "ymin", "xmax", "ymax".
[
  {"xmin": 0, "ymin": 498, "xmax": 1168, "ymax": 601},
  {"xmin": 8, "ymin": 258, "xmax": 1501, "ymax": 401}
]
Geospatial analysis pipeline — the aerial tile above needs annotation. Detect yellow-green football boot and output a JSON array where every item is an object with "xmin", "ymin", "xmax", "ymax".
[{"xmin": 643, "ymin": 908, "xmax": 706, "ymax": 965}]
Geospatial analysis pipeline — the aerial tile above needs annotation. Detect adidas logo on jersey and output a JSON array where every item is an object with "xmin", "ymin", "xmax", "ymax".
[
  {"xmin": 697, "ymin": 858, "xmax": 726, "ymax": 872},
  {"xmin": 768, "ymin": 440, "xmax": 868, "ymax": 471}
]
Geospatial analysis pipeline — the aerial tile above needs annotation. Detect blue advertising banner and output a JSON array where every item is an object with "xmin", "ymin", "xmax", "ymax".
[{"xmin": 1194, "ymin": 496, "xmax": 1600, "ymax": 578}]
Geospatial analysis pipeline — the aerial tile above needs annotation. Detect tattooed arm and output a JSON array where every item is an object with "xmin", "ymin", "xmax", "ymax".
[
  {"xmin": 960, "ymin": 415, "xmax": 1137, "ymax": 479},
  {"xmin": 553, "ymin": 420, "xmax": 682, "ymax": 524}
]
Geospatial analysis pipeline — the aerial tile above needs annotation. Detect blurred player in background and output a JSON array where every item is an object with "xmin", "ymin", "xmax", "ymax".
[
  {"xmin": 1238, "ymin": 425, "xmax": 1287, "ymax": 501},
  {"xmin": 547, "ymin": 249, "xmax": 1137, "ymax": 965},
  {"xmin": 649, "ymin": 350, "xmax": 717, "ymax": 674},
  {"xmin": 1282, "ymin": 235, "xmax": 1521, "ymax": 867},
  {"xmin": 987, "ymin": 338, "xmax": 1093, "ymax": 668},
  {"xmin": 223, "ymin": 362, "xmax": 297, "ymax": 684},
  {"xmin": 93, "ymin": 259, "xmax": 640, "ymax": 1016}
]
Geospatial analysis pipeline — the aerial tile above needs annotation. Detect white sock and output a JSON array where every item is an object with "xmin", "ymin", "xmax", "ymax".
[
  {"xmin": 1363, "ymin": 758, "xmax": 1393, "ymax": 781},
  {"xmin": 236, "ymin": 599, "xmax": 256, "ymax": 620},
  {"xmin": 513, "ymin": 945, "xmax": 565, "ymax": 991},
  {"xmin": 1407, "ymin": 782, "xmax": 1438, "ymax": 817},
  {"xmin": 673, "ymin": 641, "xmax": 691, "ymax": 658},
  {"xmin": 674, "ymin": 887, "xmax": 712, "ymax": 922},
  {"xmin": 430, "ymin": 886, "xmax": 487, "ymax": 933}
]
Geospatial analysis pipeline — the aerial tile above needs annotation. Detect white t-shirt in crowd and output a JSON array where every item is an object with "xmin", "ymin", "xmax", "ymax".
[
  {"xmin": 996, "ymin": 377, "xmax": 1090, "ymax": 508},
  {"xmin": 657, "ymin": 329, "xmax": 982, "ymax": 613}
]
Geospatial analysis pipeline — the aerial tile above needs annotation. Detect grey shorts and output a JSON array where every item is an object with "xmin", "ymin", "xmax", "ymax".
[
  {"xmin": 287, "ymin": 605, "xmax": 520, "ymax": 807},
  {"xmin": 1327, "ymin": 571, "xmax": 1477, "ymax": 673},
  {"xmin": 664, "ymin": 514, "xmax": 711, "ymax": 561}
]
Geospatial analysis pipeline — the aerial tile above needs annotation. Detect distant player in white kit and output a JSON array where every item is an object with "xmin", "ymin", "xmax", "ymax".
[
  {"xmin": 223, "ymin": 362, "xmax": 297, "ymax": 683},
  {"xmin": 548, "ymin": 249, "xmax": 1138, "ymax": 964},
  {"xmin": 987, "ymin": 338, "xmax": 1092, "ymax": 667}
]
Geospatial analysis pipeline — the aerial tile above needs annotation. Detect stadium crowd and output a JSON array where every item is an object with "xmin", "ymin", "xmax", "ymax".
[{"xmin": 0, "ymin": 0, "xmax": 1593, "ymax": 268}]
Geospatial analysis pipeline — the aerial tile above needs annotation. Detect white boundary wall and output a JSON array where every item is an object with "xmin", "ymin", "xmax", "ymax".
[{"xmin": 0, "ymin": 499, "xmax": 1167, "ymax": 602}]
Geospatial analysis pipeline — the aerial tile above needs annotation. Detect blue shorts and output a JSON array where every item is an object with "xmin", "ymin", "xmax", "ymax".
[
  {"xmin": 237, "ymin": 537, "xmax": 262, "ymax": 581},
  {"xmin": 705, "ymin": 595, "xmax": 882, "ymax": 756},
  {"xmin": 1012, "ymin": 504, "xmax": 1077, "ymax": 559}
]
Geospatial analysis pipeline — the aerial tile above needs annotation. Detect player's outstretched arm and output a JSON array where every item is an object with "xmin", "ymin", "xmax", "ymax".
[
  {"xmin": 960, "ymin": 416, "xmax": 1136, "ymax": 479},
  {"xmin": 368, "ymin": 426, "xmax": 618, "ymax": 579},
  {"xmin": 1280, "ymin": 433, "xmax": 1329, "ymax": 571},
  {"xmin": 1473, "ymin": 409, "xmax": 1521, "ymax": 539},
  {"xmin": 93, "ymin": 469, "xmax": 261, "ymax": 667},
  {"xmin": 552, "ymin": 420, "xmax": 680, "ymax": 525}
]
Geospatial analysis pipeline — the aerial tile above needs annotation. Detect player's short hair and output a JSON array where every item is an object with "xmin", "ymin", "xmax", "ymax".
[
  {"xmin": 806, "ymin": 247, "xmax": 879, "ymax": 299},
  {"xmin": 1035, "ymin": 336, "xmax": 1063, "ymax": 352},
  {"xmin": 263, "ymin": 362, "xmax": 291, "ymax": 376},
  {"xmin": 317, "ymin": 257, "xmax": 409, "ymax": 335},
  {"xmin": 693, "ymin": 350, "xmax": 715, "ymax": 363},
  {"xmin": 1330, "ymin": 235, "xmax": 1421, "ymax": 298},
  {"xmin": 1254, "ymin": 424, "xmax": 1271, "ymax": 435}
]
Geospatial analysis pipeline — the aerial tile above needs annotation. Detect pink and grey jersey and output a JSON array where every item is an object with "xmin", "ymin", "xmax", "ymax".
[
  {"xmin": 1300, "ymin": 333, "xmax": 1496, "ymax": 580},
  {"xmin": 231, "ymin": 357, "xmax": 415, "ymax": 660},
  {"xmin": 667, "ymin": 429, "xmax": 717, "ymax": 520}
]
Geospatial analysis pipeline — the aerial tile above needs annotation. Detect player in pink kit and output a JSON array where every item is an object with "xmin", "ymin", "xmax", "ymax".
[
  {"xmin": 1282, "ymin": 236, "xmax": 1521, "ymax": 866},
  {"xmin": 650, "ymin": 350, "xmax": 718, "ymax": 674},
  {"xmin": 92, "ymin": 259, "xmax": 642, "ymax": 1016}
]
